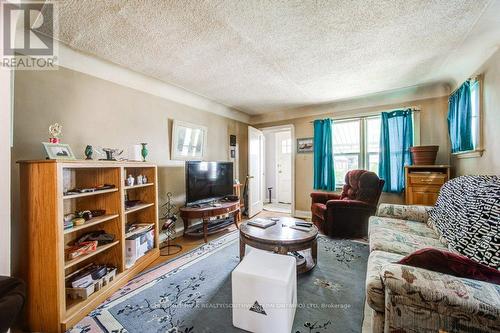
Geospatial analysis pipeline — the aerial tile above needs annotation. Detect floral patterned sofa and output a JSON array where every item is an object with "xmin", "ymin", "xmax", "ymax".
[{"xmin": 365, "ymin": 176, "xmax": 500, "ymax": 333}]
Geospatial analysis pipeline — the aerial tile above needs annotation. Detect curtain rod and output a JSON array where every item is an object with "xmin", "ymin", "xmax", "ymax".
[
  {"xmin": 308, "ymin": 107, "xmax": 421, "ymax": 124},
  {"xmin": 449, "ymin": 76, "xmax": 479, "ymax": 96}
]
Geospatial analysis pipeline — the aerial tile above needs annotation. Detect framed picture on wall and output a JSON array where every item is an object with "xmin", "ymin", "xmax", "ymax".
[
  {"xmin": 297, "ymin": 137, "xmax": 313, "ymax": 153},
  {"xmin": 171, "ymin": 120, "xmax": 208, "ymax": 160}
]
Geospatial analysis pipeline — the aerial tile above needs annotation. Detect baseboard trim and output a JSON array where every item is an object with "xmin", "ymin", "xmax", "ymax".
[
  {"xmin": 159, "ymin": 225, "xmax": 187, "ymax": 243},
  {"xmin": 294, "ymin": 210, "xmax": 312, "ymax": 219}
]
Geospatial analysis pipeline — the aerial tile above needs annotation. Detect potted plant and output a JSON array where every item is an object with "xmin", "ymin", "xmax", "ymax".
[{"xmin": 410, "ymin": 145, "xmax": 439, "ymax": 165}]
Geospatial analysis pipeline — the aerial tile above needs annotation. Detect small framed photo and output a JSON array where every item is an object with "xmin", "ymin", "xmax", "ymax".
[
  {"xmin": 42, "ymin": 142, "xmax": 76, "ymax": 160},
  {"xmin": 297, "ymin": 137, "xmax": 314, "ymax": 153}
]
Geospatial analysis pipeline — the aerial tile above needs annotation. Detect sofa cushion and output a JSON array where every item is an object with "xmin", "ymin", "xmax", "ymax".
[
  {"xmin": 369, "ymin": 216, "xmax": 438, "ymax": 239},
  {"xmin": 370, "ymin": 309, "xmax": 385, "ymax": 333},
  {"xmin": 369, "ymin": 228, "xmax": 447, "ymax": 256},
  {"xmin": 366, "ymin": 250, "xmax": 404, "ymax": 312},
  {"xmin": 382, "ymin": 263, "xmax": 500, "ymax": 329},
  {"xmin": 311, "ymin": 203, "xmax": 326, "ymax": 221},
  {"xmin": 398, "ymin": 248, "xmax": 500, "ymax": 285},
  {"xmin": 377, "ymin": 203, "xmax": 432, "ymax": 223},
  {"xmin": 428, "ymin": 175, "xmax": 500, "ymax": 268}
]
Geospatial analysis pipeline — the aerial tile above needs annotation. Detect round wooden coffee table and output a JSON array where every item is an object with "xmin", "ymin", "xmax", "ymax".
[{"xmin": 239, "ymin": 217, "xmax": 318, "ymax": 274}]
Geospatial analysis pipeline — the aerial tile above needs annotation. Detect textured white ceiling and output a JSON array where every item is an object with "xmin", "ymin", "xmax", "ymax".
[{"xmin": 46, "ymin": 0, "xmax": 494, "ymax": 115}]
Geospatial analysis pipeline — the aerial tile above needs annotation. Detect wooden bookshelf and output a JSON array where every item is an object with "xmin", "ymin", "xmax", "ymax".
[
  {"xmin": 17, "ymin": 160, "xmax": 160, "ymax": 333},
  {"xmin": 63, "ymin": 214, "xmax": 120, "ymax": 234},
  {"xmin": 125, "ymin": 202, "xmax": 155, "ymax": 214},
  {"xmin": 124, "ymin": 182, "xmax": 154, "ymax": 190},
  {"xmin": 64, "ymin": 241, "xmax": 120, "ymax": 269},
  {"xmin": 125, "ymin": 223, "xmax": 155, "ymax": 239},
  {"xmin": 63, "ymin": 187, "xmax": 119, "ymax": 199}
]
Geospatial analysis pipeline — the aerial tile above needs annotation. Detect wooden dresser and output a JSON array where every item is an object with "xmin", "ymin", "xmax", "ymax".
[{"xmin": 405, "ymin": 165, "xmax": 451, "ymax": 206}]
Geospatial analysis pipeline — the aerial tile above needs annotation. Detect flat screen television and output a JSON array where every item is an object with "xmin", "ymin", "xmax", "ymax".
[{"xmin": 185, "ymin": 161, "xmax": 234, "ymax": 205}]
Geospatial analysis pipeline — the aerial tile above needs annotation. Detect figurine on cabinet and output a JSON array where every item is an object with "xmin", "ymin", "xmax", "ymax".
[
  {"xmin": 126, "ymin": 174, "xmax": 135, "ymax": 187},
  {"xmin": 85, "ymin": 145, "xmax": 93, "ymax": 160}
]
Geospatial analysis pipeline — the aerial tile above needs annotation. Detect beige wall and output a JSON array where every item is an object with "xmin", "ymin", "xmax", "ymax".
[
  {"xmin": 452, "ymin": 49, "xmax": 500, "ymax": 175},
  {"xmin": 1, "ymin": 2, "xmax": 15, "ymax": 276},
  {"xmin": 255, "ymin": 96, "xmax": 450, "ymax": 212},
  {"xmin": 11, "ymin": 67, "xmax": 248, "ymax": 274},
  {"xmin": 1, "ymin": 69, "xmax": 12, "ymax": 276}
]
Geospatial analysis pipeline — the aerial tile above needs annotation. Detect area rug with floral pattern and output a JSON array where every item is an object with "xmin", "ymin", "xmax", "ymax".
[{"xmin": 68, "ymin": 231, "xmax": 369, "ymax": 333}]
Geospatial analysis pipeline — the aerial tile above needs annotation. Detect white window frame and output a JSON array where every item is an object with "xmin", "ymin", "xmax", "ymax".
[
  {"xmin": 333, "ymin": 117, "xmax": 375, "ymax": 188},
  {"xmin": 332, "ymin": 110, "xmax": 420, "ymax": 188},
  {"xmin": 452, "ymin": 75, "xmax": 484, "ymax": 159}
]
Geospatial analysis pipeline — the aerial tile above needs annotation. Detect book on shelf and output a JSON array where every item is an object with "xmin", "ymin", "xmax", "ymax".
[
  {"xmin": 125, "ymin": 223, "xmax": 154, "ymax": 239},
  {"xmin": 248, "ymin": 218, "xmax": 276, "ymax": 228}
]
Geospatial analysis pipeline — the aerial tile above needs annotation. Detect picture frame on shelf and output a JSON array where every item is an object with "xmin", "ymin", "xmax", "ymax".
[
  {"xmin": 297, "ymin": 137, "xmax": 313, "ymax": 153},
  {"xmin": 42, "ymin": 142, "xmax": 76, "ymax": 160},
  {"xmin": 171, "ymin": 120, "xmax": 207, "ymax": 160}
]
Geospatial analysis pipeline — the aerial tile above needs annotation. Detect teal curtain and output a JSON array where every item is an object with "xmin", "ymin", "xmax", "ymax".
[
  {"xmin": 313, "ymin": 119, "xmax": 335, "ymax": 191},
  {"xmin": 378, "ymin": 109, "xmax": 413, "ymax": 193},
  {"xmin": 448, "ymin": 81, "xmax": 473, "ymax": 153}
]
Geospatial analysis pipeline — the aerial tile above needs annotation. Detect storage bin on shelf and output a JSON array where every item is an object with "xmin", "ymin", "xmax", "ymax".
[
  {"xmin": 66, "ymin": 267, "xmax": 117, "ymax": 300},
  {"xmin": 125, "ymin": 225, "xmax": 155, "ymax": 268}
]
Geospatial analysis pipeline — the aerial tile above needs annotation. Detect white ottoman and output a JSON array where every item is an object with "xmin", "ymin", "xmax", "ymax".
[{"xmin": 232, "ymin": 249, "xmax": 297, "ymax": 333}]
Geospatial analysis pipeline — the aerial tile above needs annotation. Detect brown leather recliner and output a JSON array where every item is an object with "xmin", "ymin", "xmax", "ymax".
[{"xmin": 310, "ymin": 170, "xmax": 384, "ymax": 238}]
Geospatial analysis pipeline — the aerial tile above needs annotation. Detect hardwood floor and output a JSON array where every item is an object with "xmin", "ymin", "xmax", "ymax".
[
  {"xmin": 147, "ymin": 210, "xmax": 291, "ymax": 269},
  {"xmin": 13, "ymin": 211, "xmax": 305, "ymax": 333}
]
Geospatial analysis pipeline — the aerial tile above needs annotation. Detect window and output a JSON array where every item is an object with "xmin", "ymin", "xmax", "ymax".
[
  {"xmin": 281, "ymin": 138, "xmax": 292, "ymax": 154},
  {"xmin": 470, "ymin": 79, "xmax": 480, "ymax": 150},
  {"xmin": 333, "ymin": 120, "xmax": 360, "ymax": 185},
  {"xmin": 366, "ymin": 117, "xmax": 381, "ymax": 174},
  {"xmin": 332, "ymin": 117, "xmax": 381, "ymax": 187},
  {"xmin": 448, "ymin": 77, "xmax": 482, "ymax": 157}
]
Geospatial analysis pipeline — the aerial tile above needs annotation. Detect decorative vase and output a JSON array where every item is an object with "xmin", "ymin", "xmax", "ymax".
[
  {"xmin": 141, "ymin": 143, "xmax": 148, "ymax": 162},
  {"xmin": 410, "ymin": 145, "xmax": 439, "ymax": 165},
  {"xmin": 126, "ymin": 174, "xmax": 135, "ymax": 186},
  {"xmin": 84, "ymin": 145, "xmax": 93, "ymax": 160}
]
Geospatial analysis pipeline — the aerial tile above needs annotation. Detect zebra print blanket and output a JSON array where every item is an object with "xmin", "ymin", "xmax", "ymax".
[{"xmin": 428, "ymin": 175, "xmax": 499, "ymax": 269}]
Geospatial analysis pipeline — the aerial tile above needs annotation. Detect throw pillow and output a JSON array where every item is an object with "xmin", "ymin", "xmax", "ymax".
[{"xmin": 398, "ymin": 248, "xmax": 500, "ymax": 285}]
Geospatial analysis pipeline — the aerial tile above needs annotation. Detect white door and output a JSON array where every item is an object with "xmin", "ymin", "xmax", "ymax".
[
  {"xmin": 275, "ymin": 131, "xmax": 292, "ymax": 204},
  {"xmin": 248, "ymin": 126, "xmax": 264, "ymax": 217}
]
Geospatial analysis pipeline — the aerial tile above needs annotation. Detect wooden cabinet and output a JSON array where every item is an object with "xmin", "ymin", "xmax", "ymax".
[
  {"xmin": 405, "ymin": 165, "xmax": 451, "ymax": 206},
  {"xmin": 17, "ymin": 160, "xmax": 160, "ymax": 332}
]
